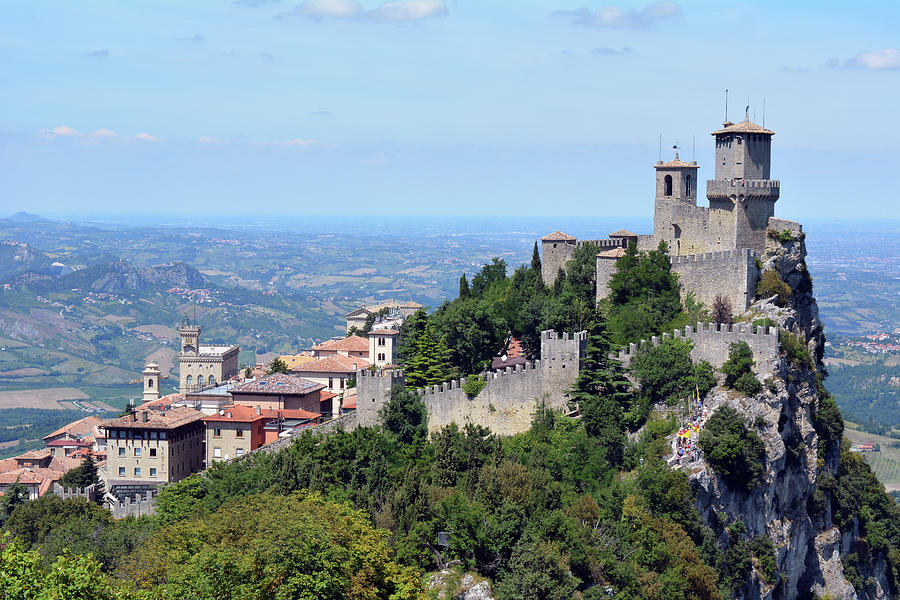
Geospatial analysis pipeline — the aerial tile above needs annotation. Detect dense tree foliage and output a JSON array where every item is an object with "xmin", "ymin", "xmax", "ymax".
[
  {"xmin": 630, "ymin": 338, "xmax": 715, "ymax": 408},
  {"xmin": 699, "ymin": 407, "xmax": 766, "ymax": 490},
  {"xmin": 267, "ymin": 356, "xmax": 288, "ymax": 374},
  {"xmin": 721, "ymin": 341, "xmax": 763, "ymax": 395}
]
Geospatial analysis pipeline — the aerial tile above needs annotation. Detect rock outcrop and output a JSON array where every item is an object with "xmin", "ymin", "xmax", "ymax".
[{"xmin": 685, "ymin": 233, "xmax": 894, "ymax": 599}]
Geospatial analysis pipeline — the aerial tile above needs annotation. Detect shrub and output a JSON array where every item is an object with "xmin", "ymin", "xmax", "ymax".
[
  {"xmin": 630, "ymin": 339, "xmax": 714, "ymax": 406},
  {"xmin": 779, "ymin": 330, "xmax": 814, "ymax": 369},
  {"xmin": 757, "ymin": 269, "xmax": 792, "ymax": 307},
  {"xmin": 752, "ymin": 317, "xmax": 777, "ymax": 330},
  {"xmin": 721, "ymin": 342, "xmax": 762, "ymax": 395},
  {"xmin": 699, "ymin": 407, "xmax": 766, "ymax": 490},
  {"xmin": 463, "ymin": 374, "xmax": 486, "ymax": 397},
  {"xmin": 767, "ymin": 228, "xmax": 797, "ymax": 243},
  {"xmin": 711, "ymin": 295, "xmax": 733, "ymax": 325}
]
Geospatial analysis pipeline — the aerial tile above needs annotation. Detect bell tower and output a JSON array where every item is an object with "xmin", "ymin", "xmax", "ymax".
[
  {"xmin": 142, "ymin": 362, "xmax": 161, "ymax": 404},
  {"xmin": 178, "ymin": 317, "xmax": 200, "ymax": 355}
]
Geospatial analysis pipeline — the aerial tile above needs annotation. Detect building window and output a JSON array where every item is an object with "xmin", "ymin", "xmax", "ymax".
[
  {"xmin": 208, "ymin": 376, "xmax": 215, "ymax": 386},
  {"xmin": 148, "ymin": 379, "xmax": 154, "ymax": 388},
  {"xmin": 198, "ymin": 375, "xmax": 204, "ymax": 387},
  {"xmin": 214, "ymin": 447, "xmax": 222, "ymax": 458},
  {"xmin": 134, "ymin": 467, "xmax": 142, "ymax": 477},
  {"xmin": 119, "ymin": 447, "xmax": 125, "ymax": 456},
  {"xmin": 685, "ymin": 175, "xmax": 692, "ymax": 196},
  {"xmin": 236, "ymin": 448, "xmax": 244, "ymax": 457},
  {"xmin": 340, "ymin": 379, "xmax": 344, "ymax": 389},
  {"xmin": 737, "ymin": 137, "xmax": 742, "ymax": 145},
  {"xmin": 378, "ymin": 337, "xmax": 385, "ymax": 346},
  {"xmin": 328, "ymin": 377, "xmax": 333, "ymax": 389},
  {"xmin": 150, "ymin": 431, "xmax": 157, "ymax": 440},
  {"xmin": 118, "ymin": 467, "xmax": 125, "ymax": 476},
  {"xmin": 150, "ymin": 468, "xmax": 157, "ymax": 478},
  {"xmin": 134, "ymin": 448, "xmax": 141, "ymax": 457},
  {"xmin": 186, "ymin": 375, "xmax": 193, "ymax": 386},
  {"xmin": 149, "ymin": 448, "xmax": 157, "ymax": 458},
  {"xmin": 664, "ymin": 175, "xmax": 672, "ymax": 196},
  {"xmin": 213, "ymin": 428, "xmax": 222, "ymax": 438},
  {"xmin": 236, "ymin": 429, "xmax": 243, "ymax": 438},
  {"xmin": 160, "ymin": 432, "xmax": 166, "ymax": 440}
]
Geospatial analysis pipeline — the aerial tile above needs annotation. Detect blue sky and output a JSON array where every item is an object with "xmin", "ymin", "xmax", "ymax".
[{"xmin": 1, "ymin": 0, "xmax": 899, "ymax": 219}]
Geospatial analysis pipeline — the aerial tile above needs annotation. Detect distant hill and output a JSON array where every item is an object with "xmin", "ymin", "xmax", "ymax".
[
  {"xmin": 6, "ymin": 211, "xmax": 43, "ymax": 223},
  {"xmin": 38, "ymin": 260, "xmax": 206, "ymax": 293}
]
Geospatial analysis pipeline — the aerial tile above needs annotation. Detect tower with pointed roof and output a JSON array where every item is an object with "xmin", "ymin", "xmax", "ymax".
[
  {"xmin": 652, "ymin": 153, "xmax": 702, "ymax": 255},
  {"xmin": 540, "ymin": 230, "xmax": 577, "ymax": 287}
]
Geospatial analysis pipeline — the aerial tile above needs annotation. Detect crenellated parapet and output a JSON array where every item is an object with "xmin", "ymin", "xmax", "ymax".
[
  {"xmin": 613, "ymin": 321, "xmax": 780, "ymax": 372},
  {"xmin": 670, "ymin": 248, "xmax": 760, "ymax": 266},
  {"xmin": 707, "ymin": 178, "xmax": 780, "ymax": 201}
]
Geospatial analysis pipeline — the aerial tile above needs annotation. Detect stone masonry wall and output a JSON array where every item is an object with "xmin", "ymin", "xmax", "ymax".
[
  {"xmin": 541, "ymin": 240, "xmax": 576, "ymax": 287},
  {"xmin": 356, "ymin": 330, "xmax": 585, "ymax": 437},
  {"xmin": 671, "ymin": 248, "xmax": 760, "ymax": 311},
  {"xmin": 614, "ymin": 321, "xmax": 780, "ymax": 372}
]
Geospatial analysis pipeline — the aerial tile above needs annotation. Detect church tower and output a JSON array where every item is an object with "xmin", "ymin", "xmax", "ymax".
[
  {"xmin": 652, "ymin": 153, "xmax": 701, "ymax": 255},
  {"xmin": 706, "ymin": 109, "xmax": 779, "ymax": 253},
  {"xmin": 142, "ymin": 362, "xmax": 161, "ymax": 404}
]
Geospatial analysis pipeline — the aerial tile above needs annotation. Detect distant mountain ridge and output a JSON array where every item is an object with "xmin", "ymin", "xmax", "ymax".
[{"xmin": 57, "ymin": 260, "xmax": 205, "ymax": 293}]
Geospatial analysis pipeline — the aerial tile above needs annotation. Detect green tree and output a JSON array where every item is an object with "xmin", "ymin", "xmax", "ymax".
[
  {"xmin": 757, "ymin": 269, "xmax": 791, "ymax": 307},
  {"xmin": 405, "ymin": 321, "xmax": 453, "ymax": 388},
  {"xmin": 380, "ymin": 384, "xmax": 428, "ymax": 445},
  {"xmin": 431, "ymin": 299, "xmax": 505, "ymax": 375},
  {"xmin": 59, "ymin": 455, "xmax": 101, "ymax": 491},
  {"xmin": 0, "ymin": 478, "xmax": 28, "ymax": 526},
  {"xmin": 630, "ymin": 338, "xmax": 710, "ymax": 406},
  {"xmin": 530, "ymin": 241, "xmax": 541, "ymax": 272},
  {"xmin": 267, "ymin": 356, "xmax": 289, "ymax": 374},
  {"xmin": 470, "ymin": 258, "xmax": 507, "ymax": 297},
  {"xmin": 721, "ymin": 341, "xmax": 762, "ymax": 395},
  {"xmin": 397, "ymin": 308, "xmax": 427, "ymax": 365},
  {"xmin": 458, "ymin": 273, "xmax": 470, "ymax": 299},
  {"xmin": 699, "ymin": 406, "xmax": 766, "ymax": 490}
]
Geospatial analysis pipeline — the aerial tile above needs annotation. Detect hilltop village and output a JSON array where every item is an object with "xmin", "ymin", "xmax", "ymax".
[{"xmin": 0, "ymin": 114, "xmax": 808, "ymax": 511}]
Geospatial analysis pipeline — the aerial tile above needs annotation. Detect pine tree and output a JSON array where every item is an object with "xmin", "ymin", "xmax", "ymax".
[
  {"xmin": 568, "ymin": 313, "xmax": 633, "ymax": 465},
  {"xmin": 405, "ymin": 321, "xmax": 453, "ymax": 389},
  {"xmin": 459, "ymin": 273, "xmax": 470, "ymax": 299},
  {"xmin": 531, "ymin": 241, "xmax": 541, "ymax": 272},
  {"xmin": 397, "ymin": 309, "xmax": 427, "ymax": 365},
  {"xmin": 0, "ymin": 478, "xmax": 28, "ymax": 525},
  {"xmin": 268, "ymin": 357, "xmax": 289, "ymax": 374}
]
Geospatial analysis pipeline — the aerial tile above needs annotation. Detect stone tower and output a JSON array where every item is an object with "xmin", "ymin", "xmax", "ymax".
[
  {"xmin": 540, "ymin": 231, "xmax": 577, "ymax": 287},
  {"xmin": 178, "ymin": 319, "xmax": 200, "ymax": 356},
  {"xmin": 706, "ymin": 111, "xmax": 779, "ymax": 254},
  {"xmin": 652, "ymin": 153, "xmax": 701, "ymax": 255},
  {"xmin": 142, "ymin": 362, "xmax": 161, "ymax": 404}
]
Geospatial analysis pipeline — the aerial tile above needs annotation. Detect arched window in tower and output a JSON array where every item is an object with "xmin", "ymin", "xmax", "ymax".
[
  {"xmin": 685, "ymin": 175, "xmax": 692, "ymax": 196},
  {"xmin": 186, "ymin": 375, "xmax": 193, "ymax": 387},
  {"xmin": 198, "ymin": 375, "xmax": 204, "ymax": 387},
  {"xmin": 664, "ymin": 175, "xmax": 673, "ymax": 196},
  {"xmin": 208, "ymin": 375, "xmax": 215, "ymax": 386},
  {"xmin": 148, "ymin": 379, "xmax": 154, "ymax": 389}
]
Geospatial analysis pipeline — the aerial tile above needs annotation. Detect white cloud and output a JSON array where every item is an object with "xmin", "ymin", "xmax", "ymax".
[
  {"xmin": 291, "ymin": 0, "xmax": 361, "ymax": 18},
  {"xmin": 847, "ymin": 48, "xmax": 900, "ymax": 71},
  {"xmin": 366, "ymin": 0, "xmax": 447, "ymax": 21},
  {"xmin": 38, "ymin": 126, "xmax": 119, "ymax": 140},
  {"xmin": 554, "ymin": 1, "xmax": 680, "ymax": 28},
  {"xmin": 134, "ymin": 133, "xmax": 163, "ymax": 142}
]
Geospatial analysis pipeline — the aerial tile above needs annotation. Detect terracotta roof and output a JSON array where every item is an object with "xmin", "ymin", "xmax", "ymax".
[
  {"xmin": 342, "ymin": 391, "xmax": 357, "ymax": 410},
  {"xmin": 43, "ymin": 416, "xmax": 104, "ymax": 442},
  {"xmin": 711, "ymin": 119, "xmax": 774, "ymax": 136},
  {"xmin": 18, "ymin": 449, "xmax": 51, "ymax": 460},
  {"xmin": 597, "ymin": 248, "xmax": 626, "ymax": 259},
  {"xmin": 0, "ymin": 469, "xmax": 48, "ymax": 485},
  {"xmin": 369, "ymin": 329, "xmax": 398, "ymax": 336},
  {"xmin": 46, "ymin": 439, "xmax": 92, "ymax": 448},
  {"xmin": 261, "ymin": 408, "xmax": 321, "ymax": 421},
  {"xmin": 47, "ymin": 456, "xmax": 81, "ymax": 473},
  {"xmin": 231, "ymin": 373, "xmax": 325, "ymax": 396},
  {"xmin": 541, "ymin": 231, "xmax": 576, "ymax": 242},
  {"xmin": 293, "ymin": 354, "xmax": 370, "ymax": 374},
  {"xmin": 655, "ymin": 155, "xmax": 699, "ymax": 169},
  {"xmin": 135, "ymin": 393, "xmax": 183, "ymax": 411},
  {"xmin": 103, "ymin": 406, "xmax": 203, "ymax": 430},
  {"xmin": 0, "ymin": 458, "xmax": 18, "ymax": 473},
  {"xmin": 608, "ymin": 229, "xmax": 637, "ymax": 238},
  {"xmin": 280, "ymin": 354, "xmax": 316, "ymax": 369},
  {"xmin": 202, "ymin": 405, "xmax": 272, "ymax": 423},
  {"xmin": 312, "ymin": 335, "xmax": 370, "ymax": 353},
  {"xmin": 320, "ymin": 391, "xmax": 338, "ymax": 403}
]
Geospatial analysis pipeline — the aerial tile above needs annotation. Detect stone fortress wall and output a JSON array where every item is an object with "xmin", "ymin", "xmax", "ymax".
[
  {"xmin": 357, "ymin": 331, "xmax": 586, "ymax": 436},
  {"xmin": 670, "ymin": 249, "xmax": 760, "ymax": 315},
  {"xmin": 614, "ymin": 321, "xmax": 780, "ymax": 372}
]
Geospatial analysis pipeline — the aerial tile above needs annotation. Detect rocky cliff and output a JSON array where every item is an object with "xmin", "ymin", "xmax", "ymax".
[{"xmin": 686, "ymin": 232, "xmax": 896, "ymax": 600}]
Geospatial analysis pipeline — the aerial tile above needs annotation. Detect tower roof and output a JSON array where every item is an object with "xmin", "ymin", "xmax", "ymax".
[
  {"xmin": 654, "ymin": 154, "xmax": 699, "ymax": 169},
  {"xmin": 541, "ymin": 231, "xmax": 576, "ymax": 241},
  {"xmin": 711, "ymin": 119, "xmax": 774, "ymax": 136}
]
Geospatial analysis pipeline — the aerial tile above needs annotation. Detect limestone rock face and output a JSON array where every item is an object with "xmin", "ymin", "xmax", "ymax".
[{"xmin": 685, "ymin": 235, "xmax": 894, "ymax": 600}]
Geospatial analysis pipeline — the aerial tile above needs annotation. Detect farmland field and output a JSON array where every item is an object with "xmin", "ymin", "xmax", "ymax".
[
  {"xmin": 0, "ymin": 387, "xmax": 88, "ymax": 409},
  {"xmin": 843, "ymin": 425, "xmax": 900, "ymax": 486}
]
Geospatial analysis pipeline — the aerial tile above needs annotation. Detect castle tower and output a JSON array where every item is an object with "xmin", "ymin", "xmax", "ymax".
[
  {"xmin": 540, "ymin": 231, "xmax": 577, "ymax": 287},
  {"xmin": 178, "ymin": 320, "xmax": 200, "ymax": 355},
  {"xmin": 706, "ymin": 110, "xmax": 780, "ymax": 253},
  {"xmin": 142, "ymin": 362, "xmax": 161, "ymax": 404},
  {"xmin": 652, "ymin": 154, "xmax": 701, "ymax": 255}
]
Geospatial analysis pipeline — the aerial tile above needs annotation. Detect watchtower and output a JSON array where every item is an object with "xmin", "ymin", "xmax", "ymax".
[
  {"xmin": 142, "ymin": 362, "xmax": 161, "ymax": 404},
  {"xmin": 540, "ymin": 231, "xmax": 577, "ymax": 287},
  {"xmin": 652, "ymin": 154, "xmax": 701, "ymax": 255},
  {"xmin": 706, "ymin": 110, "xmax": 779, "ymax": 253},
  {"xmin": 654, "ymin": 153, "xmax": 699, "ymax": 204},
  {"xmin": 178, "ymin": 319, "xmax": 200, "ymax": 355}
]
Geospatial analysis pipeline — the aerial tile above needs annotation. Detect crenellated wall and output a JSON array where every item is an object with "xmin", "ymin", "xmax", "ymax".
[
  {"xmin": 356, "ymin": 330, "xmax": 586, "ymax": 436},
  {"xmin": 670, "ymin": 248, "xmax": 760, "ymax": 311},
  {"xmin": 614, "ymin": 321, "xmax": 779, "ymax": 372}
]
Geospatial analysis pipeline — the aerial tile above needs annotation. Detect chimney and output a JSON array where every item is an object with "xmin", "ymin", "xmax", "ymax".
[
  {"xmin": 352, "ymin": 362, "xmax": 357, "ymax": 370},
  {"xmin": 131, "ymin": 411, "xmax": 137, "ymax": 422},
  {"xmin": 256, "ymin": 405, "xmax": 261, "ymax": 415},
  {"xmin": 226, "ymin": 411, "xmax": 232, "ymax": 418}
]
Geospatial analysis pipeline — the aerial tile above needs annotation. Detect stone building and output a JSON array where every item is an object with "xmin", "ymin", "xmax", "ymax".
[
  {"xmin": 177, "ymin": 319, "xmax": 239, "ymax": 393},
  {"xmin": 202, "ymin": 405, "xmax": 270, "ymax": 465},
  {"xmin": 344, "ymin": 299, "xmax": 422, "ymax": 334},
  {"xmin": 228, "ymin": 372, "xmax": 326, "ymax": 413},
  {"xmin": 368, "ymin": 328, "xmax": 398, "ymax": 367},
  {"xmin": 102, "ymin": 407, "xmax": 205, "ymax": 495},
  {"xmin": 540, "ymin": 111, "xmax": 799, "ymax": 312}
]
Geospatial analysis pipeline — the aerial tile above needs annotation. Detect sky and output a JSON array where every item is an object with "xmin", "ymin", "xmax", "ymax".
[{"xmin": 1, "ymin": 0, "xmax": 899, "ymax": 219}]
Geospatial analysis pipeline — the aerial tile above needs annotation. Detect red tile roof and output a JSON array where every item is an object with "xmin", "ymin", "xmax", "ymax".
[
  {"xmin": 312, "ymin": 335, "xmax": 369, "ymax": 353},
  {"xmin": 202, "ymin": 405, "xmax": 272, "ymax": 423},
  {"xmin": 46, "ymin": 439, "xmax": 92, "ymax": 448},
  {"xmin": 711, "ymin": 119, "xmax": 774, "ymax": 136},
  {"xmin": 43, "ymin": 416, "xmax": 104, "ymax": 442},
  {"xmin": 320, "ymin": 391, "xmax": 338, "ymax": 403},
  {"xmin": 597, "ymin": 247, "xmax": 626, "ymax": 259},
  {"xmin": 230, "ymin": 373, "xmax": 325, "ymax": 396},
  {"xmin": 608, "ymin": 229, "xmax": 638, "ymax": 237},
  {"xmin": 103, "ymin": 406, "xmax": 203, "ymax": 430},
  {"xmin": 541, "ymin": 231, "xmax": 576, "ymax": 241},
  {"xmin": 262, "ymin": 408, "xmax": 321, "ymax": 421},
  {"xmin": 369, "ymin": 329, "xmax": 398, "ymax": 336},
  {"xmin": 293, "ymin": 354, "xmax": 370, "ymax": 374}
]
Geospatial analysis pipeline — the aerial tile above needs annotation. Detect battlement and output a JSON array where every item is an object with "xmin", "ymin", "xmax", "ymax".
[
  {"xmin": 541, "ymin": 330, "xmax": 588, "ymax": 342},
  {"xmin": 707, "ymin": 178, "xmax": 780, "ymax": 200},
  {"xmin": 614, "ymin": 321, "xmax": 779, "ymax": 371},
  {"xmin": 670, "ymin": 248, "xmax": 759, "ymax": 266},
  {"xmin": 357, "ymin": 368, "xmax": 405, "ymax": 379},
  {"xmin": 577, "ymin": 238, "xmax": 625, "ymax": 250}
]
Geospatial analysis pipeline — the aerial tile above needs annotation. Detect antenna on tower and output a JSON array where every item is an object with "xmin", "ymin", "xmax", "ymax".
[
  {"xmin": 658, "ymin": 134, "xmax": 662, "ymax": 162},
  {"xmin": 692, "ymin": 135, "xmax": 695, "ymax": 162},
  {"xmin": 746, "ymin": 98, "xmax": 750, "ymax": 121},
  {"xmin": 724, "ymin": 89, "xmax": 728, "ymax": 123}
]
